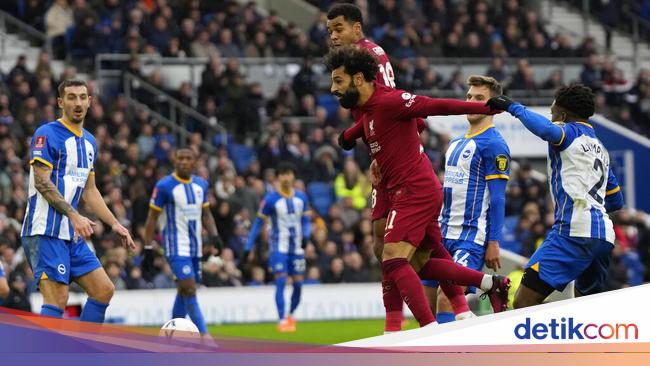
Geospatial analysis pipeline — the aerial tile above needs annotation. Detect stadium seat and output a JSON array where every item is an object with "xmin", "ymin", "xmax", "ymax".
[
  {"xmin": 500, "ymin": 216, "xmax": 523, "ymax": 254},
  {"xmin": 316, "ymin": 94, "xmax": 339, "ymax": 118},
  {"xmin": 307, "ymin": 181, "xmax": 335, "ymax": 217},
  {"xmin": 227, "ymin": 143, "xmax": 257, "ymax": 173}
]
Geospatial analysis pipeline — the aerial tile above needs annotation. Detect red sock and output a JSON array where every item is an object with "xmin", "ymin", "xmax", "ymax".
[
  {"xmin": 382, "ymin": 258, "xmax": 435, "ymax": 327},
  {"xmin": 382, "ymin": 280, "xmax": 403, "ymax": 331},
  {"xmin": 439, "ymin": 282, "xmax": 470, "ymax": 314},
  {"xmin": 418, "ymin": 258, "xmax": 484, "ymax": 287}
]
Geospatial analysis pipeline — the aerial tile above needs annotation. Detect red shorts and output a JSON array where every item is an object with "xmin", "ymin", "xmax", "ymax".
[
  {"xmin": 383, "ymin": 183, "xmax": 443, "ymax": 246},
  {"xmin": 371, "ymin": 184, "xmax": 390, "ymax": 222}
]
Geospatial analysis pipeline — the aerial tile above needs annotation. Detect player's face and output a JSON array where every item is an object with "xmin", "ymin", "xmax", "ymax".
[
  {"xmin": 331, "ymin": 67, "xmax": 361, "ymax": 109},
  {"xmin": 278, "ymin": 171, "xmax": 295, "ymax": 190},
  {"xmin": 550, "ymin": 101, "xmax": 567, "ymax": 122},
  {"xmin": 465, "ymin": 85, "xmax": 492, "ymax": 124},
  {"xmin": 174, "ymin": 150, "xmax": 196, "ymax": 177},
  {"xmin": 327, "ymin": 16, "xmax": 360, "ymax": 48},
  {"xmin": 58, "ymin": 85, "xmax": 91, "ymax": 124}
]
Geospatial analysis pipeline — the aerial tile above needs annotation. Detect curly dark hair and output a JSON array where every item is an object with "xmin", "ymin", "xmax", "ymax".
[
  {"xmin": 277, "ymin": 162, "xmax": 298, "ymax": 176},
  {"xmin": 324, "ymin": 46, "xmax": 378, "ymax": 82},
  {"xmin": 554, "ymin": 84, "xmax": 595, "ymax": 120},
  {"xmin": 327, "ymin": 3, "xmax": 363, "ymax": 25}
]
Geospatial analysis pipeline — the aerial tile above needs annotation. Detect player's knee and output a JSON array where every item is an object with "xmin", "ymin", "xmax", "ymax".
[
  {"xmin": 178, "ymin": 283, "xmax": 197, "ymax": 297},
  {"xmin": 0, "ymin": 281, "xmax": 9, "ymax": 299},
  {"xmin": 92, "ymin": 280, "xmax": 115, "ymax": 303},
  {"xmin": 382, "ymin": 242, "xmax": 410, "ymax": 261}
]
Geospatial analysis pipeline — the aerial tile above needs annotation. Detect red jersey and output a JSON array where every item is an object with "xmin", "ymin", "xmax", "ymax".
[
  {"xmin": 356, "ymin": 38, "xmax": 395, "ymax": 88},
  {"xmin": 345, "ymin": 83, "xmax": 495, "ymax": 190}
]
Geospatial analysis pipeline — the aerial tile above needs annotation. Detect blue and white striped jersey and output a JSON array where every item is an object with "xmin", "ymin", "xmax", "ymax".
[
  {"xmin": 439, "ymin": 125, "xmax": 510, "ymax": 245},
  {"xmin": 150, "ymin": 174, "xmax": 209, "ymax": 258},
  {"xmin": 258, "ymin": 191, "xmax": 311, "ymax": 255},
  {"xmin": 22, "ymin": 119, "xmax": 97, "ymax": 240},
  {"xmin": 547, "ymin": 122, "xmax": 619, "ymax": 244}
]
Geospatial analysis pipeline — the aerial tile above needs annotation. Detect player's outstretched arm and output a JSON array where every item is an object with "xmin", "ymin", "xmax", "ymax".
[
  {"xmin": 83, "ymin": 173, "xmax": 135, "ymax": 249},
  {"xmin": 33, "ymin": 160, "xmax": 95, "ymax": 240},
  {"xmin": 487, "ymin": 96, "xmax": 564, "ymax": 144},
  {"xmin": 388, "ymin": 93, "xmax": 497, "ymax": 120},
  {"xmin": 202, "ymin": 206, "xmax": 224, "ymax": 255}
]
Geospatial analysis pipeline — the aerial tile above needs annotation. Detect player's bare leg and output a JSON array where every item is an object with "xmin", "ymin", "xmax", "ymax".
[
  {"xmin": 286, "ymin": 274, "xmax": 304, "ymax": 331},
  {"xmin": 513, "ymin": 284, "xmax": 547, "ymax": 308},
  {"xmin": 382, "ymin": 241, "xmax": 436, "ymax": 327},
  {"xmin": 38, "ymin": 279, "xmax": 69, "ymax": 317},
  {"xmin": 75, "ymin": 268, "xmax": 114, "ymax": 323},
  {"xmin": 0, "ymin": 277, "xmax": 9, "ymax": 302}
]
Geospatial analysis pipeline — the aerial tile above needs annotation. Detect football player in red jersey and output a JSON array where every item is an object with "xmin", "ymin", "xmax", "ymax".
[
  {"xmin": 325, "ymin": 46, "xmax": 511, "ymax": 327},
  {"xmin": 327, "ymin": 4, "xmax": 438, "ymax": 330}
]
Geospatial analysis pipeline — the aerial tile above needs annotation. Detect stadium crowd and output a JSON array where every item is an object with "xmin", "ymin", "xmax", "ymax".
[{"xmin": 0, "ymin": 0, "xmax": 648, "ymax": 312}]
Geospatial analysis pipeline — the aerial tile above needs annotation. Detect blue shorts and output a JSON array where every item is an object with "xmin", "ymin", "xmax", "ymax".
[
  {"xmin": 421, "ymin": 239, "xmax": 486, "ymax": 294},
  {"xmin": 168, "ymin": 256, "xmax": 201, "ymax": 283},
  {"xmin": 269, "ymin": 252, "xmax": 305, "ymax": 276},
  {"xmin": 22, "ymin": 235, "xmax": 101, "ymax": 285},
  {"xmin": 526, "ymin": 231, "xmax": 613, "ymax": 294}
]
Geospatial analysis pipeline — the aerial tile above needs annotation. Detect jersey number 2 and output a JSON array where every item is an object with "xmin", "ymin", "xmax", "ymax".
[{"xmin": 588, "ymin": 158, "xmax": 605, "ymax": 204}]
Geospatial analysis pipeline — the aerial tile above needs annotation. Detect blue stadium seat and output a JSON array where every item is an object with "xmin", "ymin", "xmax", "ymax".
[
  {"xmin": 227, "ymin": 144, "xmax": 256, "ymax": 173},
  {"xmin": 500, "ymin": 216, "xmax": 523, "ymax": 254},
  {"xmin": 307, "ymin": 181, "xmax": 335, "ymax": 217},
  {"xmin": 316, "ymin": 94, "xmax": 339, "ymax": 118}
]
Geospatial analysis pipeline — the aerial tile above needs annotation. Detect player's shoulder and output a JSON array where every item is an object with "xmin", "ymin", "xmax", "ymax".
[
  {"xmin": 82, "ymin": 128, "xmax": 97, "ymax": 144},
  {"xmin": 156, "ymin": 175, "xmax": 177, "ymax": 190},
  {"xmin": 264, "ymin": 191, "xmax": 282, "ymax": 203},
  {"xmin": 294, "ymin": 190, "xmax": 309, "ymax": 201},
  {"xmin": 34, "ymin": 120, "xmax": 60, "ymax": 136},
  {"xmin": 477, "ymin": 128, "xmax": 510, "ymax": 154},
  {"xmin": 191, "ymin": 175, "xmax": 209, "ymax": 188},
  {"xmin": 357, "ymin": 38, "xmax": 386, "ymax": 56}
]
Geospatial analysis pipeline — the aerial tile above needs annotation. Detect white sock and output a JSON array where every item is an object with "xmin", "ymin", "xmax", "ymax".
[
  {"xmin": 480, "ymin": 275, "xmax": 494, "ymax": 291},
  {"xmin": 455, "ymin": 311, "xmax": 476, "ymax": 320}
]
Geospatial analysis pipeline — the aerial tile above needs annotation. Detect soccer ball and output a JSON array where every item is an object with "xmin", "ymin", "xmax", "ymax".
[{"xmin": 159, "ymin": 318, "xmax": 200, "ymax": 340}]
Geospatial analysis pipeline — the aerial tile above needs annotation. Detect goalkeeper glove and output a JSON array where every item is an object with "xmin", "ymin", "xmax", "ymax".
[{"xmin": 486, "ymin": 95, "xmax": 515, "ymax": 112}]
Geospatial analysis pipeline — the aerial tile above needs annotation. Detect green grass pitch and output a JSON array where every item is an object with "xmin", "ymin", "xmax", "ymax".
[{"xmin": 208, "ymin": 318, "xmax": 419, "ymax": 345}]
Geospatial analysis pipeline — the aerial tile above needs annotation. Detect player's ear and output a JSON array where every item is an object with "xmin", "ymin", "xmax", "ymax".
[
  {"xmin": 353, "ymin": 21, "xmax": 362, "ymax": 35},
  {"xmin": 57, "ymin": 97, "xmax": 63, "ymax": 109},
  {"xmin": 88, "ymin": 95, "xmax": 93, "ymax": 107},
  {"xmin": 353, "ymin": 72, "xmax": 363, "ymax": 86}
]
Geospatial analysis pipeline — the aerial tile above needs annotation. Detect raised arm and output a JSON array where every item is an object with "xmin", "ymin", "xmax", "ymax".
[
  {"xmin": 389, "ymin": 93, "xmax": 497, "ymax": 121},
  {"xmin": 83, "ymin": 173, "xmax": 135, "ymax": 249},
  {"xmin": 487, "ymin": 96, "xmax": 564, "ymax": 144}
]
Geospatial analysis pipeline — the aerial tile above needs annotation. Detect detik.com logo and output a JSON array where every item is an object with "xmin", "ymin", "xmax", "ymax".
[{"xmin": 514, "ymin": 317, "xmax": 638, "ymax": 340}]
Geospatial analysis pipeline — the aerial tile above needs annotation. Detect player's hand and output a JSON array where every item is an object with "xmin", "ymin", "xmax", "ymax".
[
  {"xmin": 337, "ymin": 129, "xmax": 356, "ymax": 151},
  {"xmin": 485, "ymin": 240, "xmax": 501, "ymax": 270},
  {"xmin": 69, "ymin": 211, "xmax": 96, "ymax": 241},
  {"xmin": 369, "ymin": 159, "xmax": 382, "ymax": 186},
  {"xmin": 112, "ymin": 222, "xmax": 136, "ymax": 250},
  {"xmin": 486, "ymin": 95, "xmax": 514, "ymax": 112}
]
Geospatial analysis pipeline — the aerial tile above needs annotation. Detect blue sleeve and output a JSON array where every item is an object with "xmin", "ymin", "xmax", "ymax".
[
  {"xmin": 30, "ymin": 126, "xmax": 57, "ymax": 168},
  {"xmin": 487, "ymin": 178, "xmax": 507, "ymax": 242},
  {"xmin": 604, "ymin": 166, "xmax": 624, "ymax": 212},
  {"xmin": 200, "ymin": 178, "xmax": 210, "ymax": 207},
  {"xmin": 507, "ymin": 103, "xmax": 565, "ymax": 145},
  {"xmin": 245, "ymin": 216, "xmax": 265, "ymax": 251},
  {"xmin": 483, "ymin": 140, "xmax": 511, "ymax": 181},
  {"xmin": 259, "ymin": 195, "xmax": 275, "ymax": 218},
  {"xmin": 150, "ymin": 180, "xmax": 169, "ymax": 211}
]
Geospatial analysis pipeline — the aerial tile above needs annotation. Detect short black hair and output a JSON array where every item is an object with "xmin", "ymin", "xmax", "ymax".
[
  {"xmin": 58, "ymin": 79, "xmax": 88, "ymax": 98},
  {"xmin": 327, "ymin": 3, "xmax": 363, "ymax": 25},
  {"xmin": 324, "ymin": 46, "xmax": 378, "ymax": 82},
  {"xmin": 277, "ymin": 162, "xmax": 298, "ymax": 176},
  {"xmin": 554, "ymin": 84, "xmax": 595, "ymax": 120}
]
